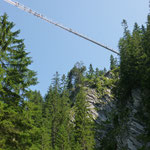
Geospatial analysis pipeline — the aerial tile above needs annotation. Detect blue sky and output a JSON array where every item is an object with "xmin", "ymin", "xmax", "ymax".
[{"xmin": 1, "ymin": 0, "xmax": 149, "ymax": 95}]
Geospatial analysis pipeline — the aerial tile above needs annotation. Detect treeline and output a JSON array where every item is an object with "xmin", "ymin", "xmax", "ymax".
[
  {"xmin": 118, "ymin": 17, "xmax": 150, "ymax": 96},
  {"xmin": 0, "ymin": 13, "xmax": 118, "ymax": 150},
  {"xmin": 1, "ymin": 11, "xmax": 150, "ymax": 150},
  {"xmin": 117, "ymin": 15, "xmax": 150, "ymax": 147}
]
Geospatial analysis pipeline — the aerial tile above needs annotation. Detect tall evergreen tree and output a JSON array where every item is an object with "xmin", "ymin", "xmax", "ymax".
[
  {"xmin": 87, "ymin": 64, "xmax": 94, "ymax": 79},
  {"xmin": 110, "ymin": 55, "xmax": 118, "ymax": 70},
  {"xmin": 42, "ymin": 86, "xmax": 53, "ymax": 150},
  {"xmin": 0, "ymin": 13, "xmax": 37, "ymax": 149},
  {"xmin": 74, "ymin": 87, "xmax": 95, "ymax": 150},
  {"xmin": 0, "ymin": 14, "xmax": 37, "ymax": 105},
  {"xmin": 27, "ymin": 90, "xmax": 43, "ymax": 149},
  {"xmin": 56, "ymin": 88, "xmax": 71, "ymax": 150},
  {"xmin": 141, "ymin": 15, "xmax": 150, "ymax": 89},
  {"xmin": 67, "ymin": 62, "xmax": 86, "ymax": 104},
  {"xmin": 43, "ymin": 72, "xmax": 64, "ymax": 149},
  {"xmin": 43, "ymin": 73, "xmax": 73, "ymax": 150},
  {"xmin": 119, "ymin": 19, "xmax": 145, "ymax": 98},
  {"xmin": 68, "ymin": 62, "xmax": 86, "ymax": 89}
]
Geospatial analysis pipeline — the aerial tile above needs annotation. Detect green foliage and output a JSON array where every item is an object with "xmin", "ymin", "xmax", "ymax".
[
  {"xmin": 0, "ymin": 14, "xmax": 37, "ymax": 106},
  {"xmin": 74, "ymin": 87, "xmax": 95, "ymax": 150},
  {"xmin": 118, "ymin": 19, "xmax": 149, "ymax": 98},
  {"xmin": 42, "ymin": 72, "xmax": 72, "ymax": 150},
  {"xmin": 113, "ymin": 14, "xmax": 150, "ymax": 150},
  {"xmin": 27, "ymin": 91, "xmax": 43, "ymax": 149},
  {"xmin": 5, "ymin": 11, "xmax": 150, "ymax": 150},
  {"xmin": 110, "ymin": 55, "xmax": 118, "ymax": 70},
  {"xmin": 87, "ymin": 64, "xmax": 94, "ymax": 79},
  {"xmin": 0, "ymin": 13, "xmax": 37, "ymax": 149},
  {"xmin": 0, "ymin": 13, "xmax": 99, "ymax": 150},
  {"xmin": 55, "ymin": 90, "xmax": 71, "ymax": 150}
]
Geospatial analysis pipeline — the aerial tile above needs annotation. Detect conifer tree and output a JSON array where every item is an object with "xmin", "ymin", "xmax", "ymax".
[
  {"xmin": 67, "ymin": 62, "xmax": 86, "ymax": 104},
  {"xmin": 110, "ymin": 55, "xmax": 118, "ymax": 70},
  {"xmin": 43, "ymin": 72, "xmax": 63, "ymax": 149},
  {"xmin": 55, "ymin": 75, "xmax": 71, "ymax": 149},
  {"xmin": 119, "ymin": 19, "xmax": 144, "ymax": 96},
  {"xmin": 87, "ymin": 64, "xmax": 94, "ymax": 79},
  {"xmin": 56, "ymin": 90, "xmax": 71, "ymax": 150},
  {"xmin": 95, "ymin": 68, "xmax": 100, "ymax": 78},
  {"xmin": 0, "ymin": 13, "xmax": 37, "ymax": 149},
  {"xmin": 141, "ymin": 15, "xmax": 150, "ymax": 89},
  {"xmin": 74, "ymin": 87, "xmax": 95, "ymax": 150},
  {"xmin": 0, "ymin": 14, "xmax": 37, "ymax": 105},
  {"xmin": 42, "ymin": 86, "xmax": 53, "ymax": 150},
  {"xmin": 27, "ymin": 90, "xmax": 43, "ymax": 149},
  {"xmin": 68, "ymin": 62, "xmax": 86, "ymax": 89}
]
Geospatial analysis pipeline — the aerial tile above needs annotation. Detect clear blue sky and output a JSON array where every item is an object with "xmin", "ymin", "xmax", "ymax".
[{"xmin": 1, "ymin": 0, "xmax": 149, "ymax": 95}]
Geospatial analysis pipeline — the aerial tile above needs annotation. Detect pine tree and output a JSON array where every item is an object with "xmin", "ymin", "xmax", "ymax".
[
  {"xmin": 27, "ymin": 90, "xmax": 43, "ymax": 149},
  {"xmin": 0, "ymin": 14, "xmax": 37, "ymax": 105},
  {"xmin": 42, "ymin": 86, "xmax": 53, "ymax": 150},
  {"xmin": 56, "ymin": 91, "xmax": 71, "ymax": 150},
  {"xmin": 74, "ymin": 87, "xmax": 95, "ymax": 150},
  {"xmin": 95, "ymin": 68, "xmax": 100, "ymax": 78},
  {"xmin": 67, "ymin": 62, "xmax": 86, "ymax": 104},
  {"xmin": 141, "ymin": 15, "xmax": 150, "ymax": 89},
  {"xmin": 110, "ymin": 55, "xmax": 118, "ymax": 70},
  {"xmin": 87, "ymin": 64, "xmax": 94, "ymax": 79},
  {"xmin": 68, "ymin": 62, "xmax": 86, "ymax": 89},
  {"xmin": 55, "ymin": 75, "xmax": 71, "ymax": 150},
  {"xmin": 0, "ymin": 13, "xmax": 37, "ymax": 149},
  {"xmin": 119, "ymin": 19, "xmax": 144, "ymax": 97},
  {"xmin": 43, "ymin": 72, "xmax": 62, "ymax": 149}
]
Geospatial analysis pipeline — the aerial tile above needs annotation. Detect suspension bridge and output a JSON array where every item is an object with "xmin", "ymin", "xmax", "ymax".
[{"xmin": 3, "ymin": 0, "xmax": 120, "ymax": 55}]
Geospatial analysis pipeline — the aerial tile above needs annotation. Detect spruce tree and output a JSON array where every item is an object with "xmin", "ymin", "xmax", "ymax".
[
  {"xmin": 42, "ymin": 86, "xmax": 53, "ymax": 150},
  {"xmin": 110, "ymin": 55, "xmax": 117, "ymax": 70},
  {"xmin": 0, "ymin": 14, "xmax": 37, "ymax": 105},
  {"xmin": 55, "ymin": 75, "xmax": 71, "ymax": 150},
  {"xmin": 74, "ymin": 87, "xmax": 95, "ymax": 150},
  {"xmin": 141, "ymin": 15, "xmax": 150, "ymax": 89},
  {"xmin": 67, "ymin": 62, "xmax": 86, "ymax": 104},
  {"xmin": 56, "ymin": 90, "xmax": 71, "ymax": 150},
  {"xmin": 119, "ymin": 19, "xmax": 144, "ymax": 97},
  {"xmin": 44, "ymin": 72, "xmax": 62, "ymax": 149},
  {"xmin": 87, "ymin": 64, "xmax": 94, "ymax": 79},
  {"xmin": 0, "ymin": 13, "xmax": 37, "ymax": 149},
  {"xmin": 27, "ymin": 90, "xmax": 43, "ymax": 149}
]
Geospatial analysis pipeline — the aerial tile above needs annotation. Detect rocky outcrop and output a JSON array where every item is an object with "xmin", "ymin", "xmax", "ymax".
[
  {"xmin": 85, "ymin": 81, "xmax": 116, "ymax": 149},
  {"xmin": 85, "ymin": 84, "xmax": 149, "ymax": 149},
  {"xmin": 116, "ymin": 89, "xmax": 149, "ymax": 150},
  {"xmin": 86, "ymin": 88, "xmax": 99, "ymax": 120},
  {"xmin": 85, "ymin": 86, "xmax": 115, "ymax": 123}
]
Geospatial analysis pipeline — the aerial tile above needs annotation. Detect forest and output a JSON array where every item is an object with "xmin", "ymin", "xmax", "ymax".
[{"xmin": 0, "ymin": 12, "xmax": 150, "ymax": 150}]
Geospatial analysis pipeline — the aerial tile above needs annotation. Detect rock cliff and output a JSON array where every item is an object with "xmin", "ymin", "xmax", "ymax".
[{"xmin": 85, "ymin": 73, "xmax": 150, "ymax": 149}]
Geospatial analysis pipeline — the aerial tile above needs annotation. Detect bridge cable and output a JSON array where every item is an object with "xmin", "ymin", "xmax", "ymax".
[{"xmin": 4, "ymin": 0, "xmax": 120, "ymax": 55}]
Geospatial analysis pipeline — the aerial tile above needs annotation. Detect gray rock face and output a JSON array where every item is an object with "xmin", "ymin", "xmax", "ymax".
[
  {"xmin": 117, "ymin": 89, "xmax": 146, "ymax": 150},
  {"xmin": 86, "ymin": 88, "xmax": 99, "ymax": 120},
  {"xmin": 85, "ymin": 85, "xmax": 116, "ymax": 148},
  {"xmin": 85, "ymin": 87, "xmax": 148, "ymax": 149},
  {"xmin": 85, "ymin": 87, "xmax": 115, "ymax": 122}
]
